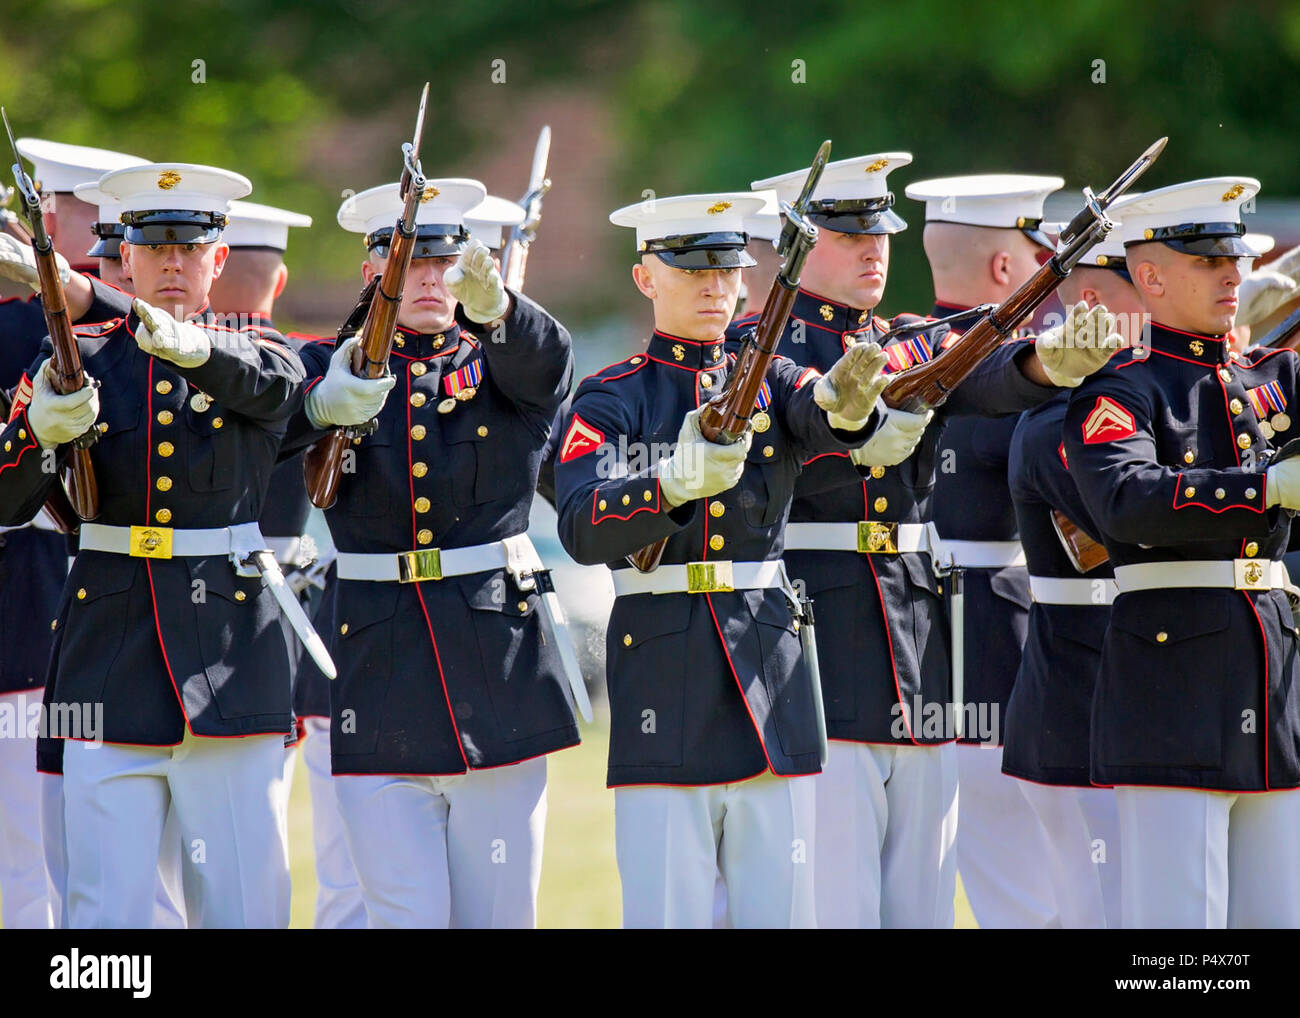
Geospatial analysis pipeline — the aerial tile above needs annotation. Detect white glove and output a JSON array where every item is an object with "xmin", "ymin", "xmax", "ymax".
[
  {"xmin": 25, "ymin": 359, "xmax": 99, "ymax": 450},
  {"xmin": 305, "ymin": 336, "xmax": 397, "ymax": 429},
  {"xmin": 444, "ymin": 238, "xmax": 510, "ymax": 324},
  {"xmin": 1035, "ymin": 301, "xmax": 1123, "ymax": 388},
  {"xmin": 1240, "ymin": 242, "xmax": 1300, "ymax": 327},
  {"xmin": 659, "ymin": 406, "xmax": 752, "ymax": 508},
  {"xmin": 1266, "ymin": 460, "xmax": 1300, "ymax": 509},
  {"xmin": 813, "ymin": 341, "xmax": 889, "ymax": 430},
  {"xmin": 1238, "ymin": 270, "xmax": 1299, "ymax": 328},
  {"xmin": 133, "ymin": 298, "xmax": 212, "ymax": 368},
  {"xmin": 850, "ymin": 404, "xmax": 934, "ymax": 468},
  {"xmin": 0, "ymin": 234, "xmax": 70, "ymax": 294}
]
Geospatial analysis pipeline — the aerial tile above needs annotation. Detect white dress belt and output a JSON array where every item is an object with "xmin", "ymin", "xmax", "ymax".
[
  {"xmin": 1114, "ymin": 559, "xmax": 1286, "ymax": 593},
  {"xmin": 336, "ymin": 540, "xmax": 509, "ymax": 582},
  {"xmin": 611, "ymin": 559, "xmax": 785, "ymax": 597},
  {"xmin": 79, "ymin": 521, "xmax": 264, "ymax": 557},
  {"xmin": 336, "ymin": 533, "xmax": 593, "ymax": 723},
  {"xmin": 783, "ymin": 521, "xmax": 944, "ymax": 557},
  {"xmin": 944, "ymin": 539, "xmax": 1027, "ymax": 569},
  {"xmin": 1029, "ymin": 575, "xmax": 1118, "ymax": 606}
]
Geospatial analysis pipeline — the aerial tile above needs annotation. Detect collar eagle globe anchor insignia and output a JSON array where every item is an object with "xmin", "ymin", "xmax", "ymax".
[
  {"xmin": 820, "ymin": 304, "xmax": 834, "ymax": 321},
  {"xmin": 672, "ymin": 344, "xmax": 685, "ymax": 361},
  {"xmin": 157, "ymin": 170, "xmax": 182, "ymax": 190},
  {"xmin": 1189, "ymin": 340, "xmax": 1204, "ymax": 356}
]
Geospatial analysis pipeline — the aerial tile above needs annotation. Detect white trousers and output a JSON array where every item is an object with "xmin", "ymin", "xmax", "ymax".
[
  {"xmin": 1017, "ymin": 780, "xmax": 1120, "ymax": 928},
  {"xmin": 1115, "ymin": 785, "xmax": 1300, "ymax": 928},
  {"xmin": 0, "ymin": 691, "xmax": 48, "ymax": 928},
  {"xmin": 334, "ymin": 756, "xmax": 547, "ymax": 929},
  {"xmin": 302, "ymin": 718, "xmax": 364, "ymax": 928},
  {"xmin": 41, "ymin": 772, "xmax": 186, "ymax": 929},
  {"xmin": 62, "ymin": 732, "xmax": 290, "ymax": 928},
  {"xmin": 955, "ymin": 743, "xmax": 1059, "ymax": 928},
  {"xmin": 615, "ymin": 770, "xmax": 817, "ymax": 929},
  {"xmin": 814, "ymin": 741, "xmax": 958, "ymax": 928}
]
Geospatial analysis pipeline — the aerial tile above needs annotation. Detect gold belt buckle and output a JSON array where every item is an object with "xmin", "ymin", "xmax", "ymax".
[
  {"xmin": 129, "ymin": 525, "xmax": 173, "ymax": 559},
  {"xmin": 858, "ymin": 521, "xmax": 899, "ymax": 554},
  {"xmin": 686, "ymin": 560, "xmax": 734, "ymax": 594},
  {"xmin": 1234, "ymin": 558, "xmax": 1270, "ymax": 591},
  {"xmin": 397, "ymin": 549, "xmax": 443, "ymax": 583}
]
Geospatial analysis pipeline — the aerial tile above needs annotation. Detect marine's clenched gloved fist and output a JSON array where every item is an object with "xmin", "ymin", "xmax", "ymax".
[
  {"xmin": 1035, "ymin": 301, "xmax": 1122, "ymax": 388},
  {"xmin": 444, "ymin": 238, "xmax": 510, "ymax": 324},
  {"xmin": 133, "ymin": 298, "xmax": 212, "ymax": 368},
  {"xmin": 659, "ymin": 406, "xmax": 752, "ymax": 507},
  {"xmin": 305, "ymin": 336, "xmax": 398, "ymax": 428},
  {"xmin": 850, "ymin": 404, "xmax": 934, "ymax": 468},
  {"xmin": 813, "ymin": 340, "xmax": 889, "ymax": 430},
  {"xmin": 1239, "ymin": 244, "xmax": 1300, "ymax": 327},
  {"xmin": 26, "ymin": 359, "xmax": 99, "ymax": 449},
  {"xmin": 0, "ymin": 234, "xmax": 70, "ymax": 294}
]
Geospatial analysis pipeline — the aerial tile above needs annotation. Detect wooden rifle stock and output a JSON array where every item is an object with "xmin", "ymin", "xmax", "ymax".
[
  {"xmin": 1051, "ymin": 509, "xmax": 1110, "ymax": 573},
  {"xmin": 5, "ymin": 108, "xmax": 98, "ymax": 527},
  {"xmin": 882, "ymin": 260, "xmax": 1064, "ymax": 413},
  {"xmin": 303, "ymin": 83, "xmax": 430, "ymax": 509}
]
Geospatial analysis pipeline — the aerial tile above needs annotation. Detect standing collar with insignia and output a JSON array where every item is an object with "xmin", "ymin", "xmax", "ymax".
[
  {"xmin": 647, "ymin": 329, "xmax": 726, "ymax": 369},
  {"xmin": 389, "ymin": 323, "xmax": 461, "ymax": 359},
  {"xmin": 793, "ymin": 288, "xmax": 876, "ymax": 334},
  {"xmin": 1141, "ymin": 321, "xmax": 1231, "ymax": 365}
]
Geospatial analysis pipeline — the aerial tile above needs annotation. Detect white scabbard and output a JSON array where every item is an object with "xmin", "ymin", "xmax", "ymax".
[
  {"xmin": 949, "ymin": 567, "xmax": 965, "ymax": 738},
  {"xmin": 251, "ymin": 550, "xmax": 338, "ymax": 681}
]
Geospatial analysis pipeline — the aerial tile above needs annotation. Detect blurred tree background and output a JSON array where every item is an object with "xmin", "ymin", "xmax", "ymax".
[{"xmin": 1, "ymin": 0, "xmax": 1297, "ymax": 364}]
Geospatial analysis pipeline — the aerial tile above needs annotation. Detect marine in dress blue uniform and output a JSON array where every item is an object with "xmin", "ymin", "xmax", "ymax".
[
  {"xmin": 1065, "ymin": 177, "xmax": 1300, "ymax": 928},
  {"xmin": 281, "ymin": 178, "xmax": 580, "ymax": 929},
  {"xmin": 208, "ymin": 198, "xmax": 365, "ymax": 930},
  {"xmin": 1001, "ymin": 217, "xmax": 1146, "ymax": 930},
  {"xmin": 555, "ymin": 192, "xmax": 897, "ymax": 928},
  {"xmin": 0, "ymin": 139, "xmax": 147, "ymax": 929},
  {"xmin": 734, "ymin": 157, "xmax": 1072, "ymax": 928},
  {"xmin": 904, "ymin": 172, "xmax": 1067, "ymax": 928},
  {"xmin": 0, "ymin": 162, "xmax": 307, "ymax": 928}
]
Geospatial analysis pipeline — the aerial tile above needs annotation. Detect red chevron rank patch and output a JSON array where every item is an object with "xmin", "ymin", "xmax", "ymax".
[
  {"xmin": 8, "ymin": 374, "xmax": 32, "ymax": 422},
  {"xmin": 560, "ymin": 413, "xmax": 605, "ymax": 463},
  {"xmin": 1082, "ymin": 396, "xmax": 1136, "ymax": 444}
]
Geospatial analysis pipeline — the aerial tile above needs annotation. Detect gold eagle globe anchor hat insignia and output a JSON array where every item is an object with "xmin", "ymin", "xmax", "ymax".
[
  {"xmin": 753, "ymin": 150, "xmax": 913, "ymax": 236},
  {"xmin": 905, "ymin": 171, "xmax": 1065, "ymax": 250},
  {"xmin": 338, "ymin": 178, "xmax": 487, "ymax": 258},
  {"xmin": 97, "ymin": 162, "xmax": 252, "ymax": 245},
  {"xmin": 1115, "ymin": 176, "xmax": 1262, "ymax": 258},
  {"xmin": 609, "ymin": 191, "xmax": 769, "ymax": 269}
]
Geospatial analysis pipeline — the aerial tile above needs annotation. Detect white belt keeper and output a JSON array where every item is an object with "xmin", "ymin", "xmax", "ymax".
[
  {"xmin": 943, "ymin": 539, "xmax": 1027, "ymax": 570},
  {"xmin": 1114, "ymin": 559, "xmax": 1287, "ymax": 593},
  {"xmin": 1030, "ymin": 575, "xmax": 1118, "ymax": 606},
  {"xmin": 611, "ymin": 559, "xmax": 785, "ymax": 597}
]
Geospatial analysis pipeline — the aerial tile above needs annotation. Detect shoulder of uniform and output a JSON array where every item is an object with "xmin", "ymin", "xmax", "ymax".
[
  {"xmin": 725, "ymin": 313, "xmax": 760, "ymax": 340},
  {"xmin": 888, "ymin": 312, "xmax": 934, "ymax": 329},
  {"xmin": 72, "ymin": 317, "xmax": 124, "ymax": 337},
  {"xmin": 284, "ymin": 331, "xmax": 326, "ymax": 343},
  {"xmin": 1245, "ymin": 344, "xmax": 1299, "ymax": 367},
  {"xmin": 576, "ymin": 354, "xmax": 651, "ymax": 392}
]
